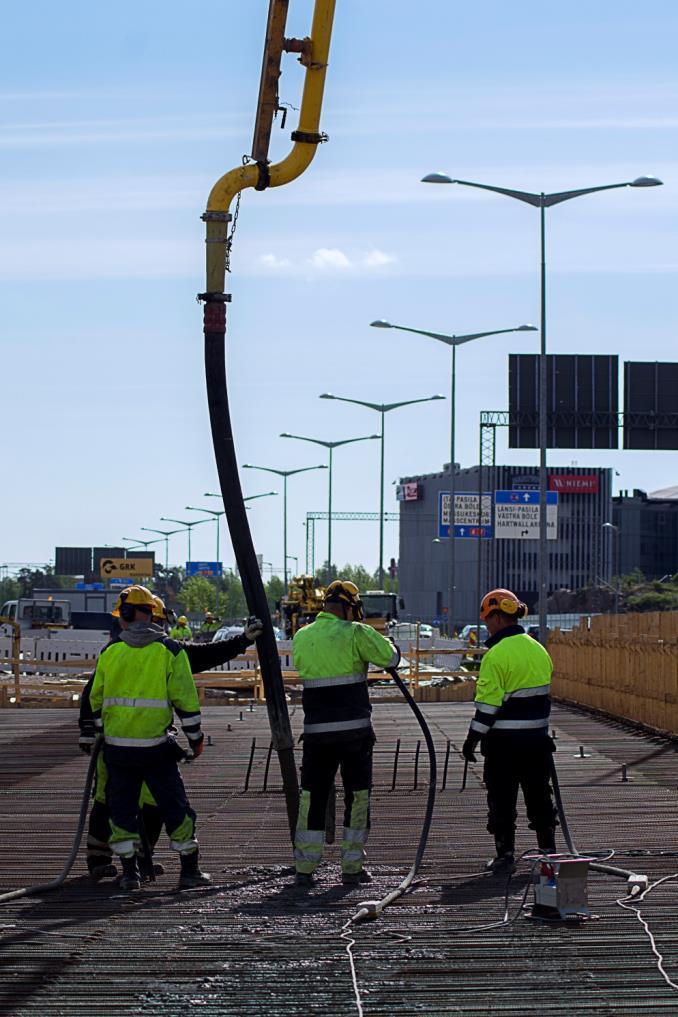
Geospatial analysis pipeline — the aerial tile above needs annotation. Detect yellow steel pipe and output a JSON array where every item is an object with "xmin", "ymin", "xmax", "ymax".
[{"xmin": 204, "ymin": 0, "xmax": 336, "ymax": 293}]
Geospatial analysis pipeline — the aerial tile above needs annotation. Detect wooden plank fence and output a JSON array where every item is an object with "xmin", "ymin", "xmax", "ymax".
[{"xmin": 549, "ymin": 611, "xmax": 678, "ymax": 734}]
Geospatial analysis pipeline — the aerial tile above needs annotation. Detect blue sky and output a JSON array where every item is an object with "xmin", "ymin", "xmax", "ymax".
[{"xmin": 2, "ymin": 0, "xmax": 676, "ymax": 576}]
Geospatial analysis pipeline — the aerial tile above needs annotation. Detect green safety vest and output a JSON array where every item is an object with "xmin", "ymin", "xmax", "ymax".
[
  {"xmin": 90, "ymin": 637, "xmax": 202, "ymax": 749},
  {"xmin": 471, "ymin": 627, "xmax": 553, "ymax": 737},
  {"xmin": 293, "ymin": 611, "xmax": 398, "ymax": 741}
]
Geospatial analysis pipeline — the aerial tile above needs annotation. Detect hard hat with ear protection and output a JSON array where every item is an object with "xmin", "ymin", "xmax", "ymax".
[
  {"xmin": 479, "ymin": 588, "xmax": 527, "ymax": 622},
  {"xmin": 112, "ymin": 585, "xmax": 157, "ymax": 622},
  {"xmin": 323, "ymin": 579, "xmax": 365, "ymax": 621}
]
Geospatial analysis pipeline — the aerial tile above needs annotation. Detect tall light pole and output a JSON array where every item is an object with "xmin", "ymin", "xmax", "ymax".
[
  {"xmin": 319, "ymin": 391, "xmax": 445, "ymax": 589},
  {"xmin": 286, "ymin": 554, "xmax": 299, "ymax": 574},
  {"xmin": 280, "ymin": 432, "xmax": 380, "ymax": 583},
  {"xmin": 185, "ymin": 506, "xmax": 224, "ymax": 563},
  {"xmin": 422, "ymin": 171, "xmax": 663, "ymax": 641},
  {"xmin": 159, "ymin": 516, "xmax": 211, "ymax": 563},
  {"xmin": 140, "ymin": 527, "xmax": 187, "ymax": 569},
  {"xmin": 195, "ymin": 493, "xmax": 279, "ymax": 564},
  {"xmin": 603, "ymin": 521, "xmax": 622, "ymax": 614},
  {"xmin": 241, "ymin": 465, "xmax": 327, "ymax": 593},
  {"xmin": 370, "ymin": 320, "xmax": 536, "ymax": 631}
]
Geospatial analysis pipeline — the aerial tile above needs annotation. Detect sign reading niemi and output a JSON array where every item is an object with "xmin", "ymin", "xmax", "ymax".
[
  {"xmin": 549, "ymin": 474, "xmax": 599, "ymax": 494},
  {"xmin": 98, "ymin": 557, "xmax": 154, "ymax": 578}
]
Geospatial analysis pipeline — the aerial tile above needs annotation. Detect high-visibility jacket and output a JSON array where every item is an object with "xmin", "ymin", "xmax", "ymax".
[
  {"xmin": 470, "ymin": 625, "xmax": 552, "ymax": 738},
  {"xmin": 293, "ymin": 611, "xmax": 399, "ymax": 742},
  {"xmin": 89, "ymin": 637, "xmax": 202, "ymax": 749},
  {"xmin": 170, "ymin": 625, "xmax": 192, "ymax": 640}
]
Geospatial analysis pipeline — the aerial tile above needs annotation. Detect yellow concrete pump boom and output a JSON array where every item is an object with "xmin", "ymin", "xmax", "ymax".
[
  {"xmin": 204, "ymin": 0, "xmax": 336, "ymax": 292},
  {"xmin": 199, "ymin": 0, "xmax": 337, "ymax": 841}
]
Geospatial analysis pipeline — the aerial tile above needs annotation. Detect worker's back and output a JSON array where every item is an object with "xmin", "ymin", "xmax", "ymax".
[
  {"xmin": 293, "ymin": 611, "xmax": 397, "ymax": 742},
  {"xmin": 474, "ymin": 627, "xmax": 553, "ymax": 739}
]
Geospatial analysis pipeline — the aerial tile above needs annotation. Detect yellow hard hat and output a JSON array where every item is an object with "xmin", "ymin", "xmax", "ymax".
[
  {"xmin": 112, "ymin": 585, "xmax": 156, "ymax": 619},
  {"xmin": 479, "ymin": 588, "xmax": 527, "ymax": 622},
  {"xmin": 324, "ymin": 579, "xmax": 364, "ymax": 620},
  {"xmin": 178, "ymin": 615, "xmax": 188, "ymax": 625},
  {"xmin": 151, "ymin": 595, "xmax": 167, "ymax": 623}
]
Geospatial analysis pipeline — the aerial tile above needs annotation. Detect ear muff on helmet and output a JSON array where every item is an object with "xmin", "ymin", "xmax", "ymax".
[{"xmin": 479, "ymin": 589, "xmax": 527, "ymax": 622}]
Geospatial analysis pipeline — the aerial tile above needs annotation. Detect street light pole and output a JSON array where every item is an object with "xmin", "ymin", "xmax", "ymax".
[
  {"xmin": 140, "ymin": 527, "xmax": 187, "ymax": 569},
  {"xmin": 280, "ymin": 432, "xmax": 380, "ymax": 584},
  {"xmin": 241, "ymin": 465, "xmax": 327, "ymax": 594},
  {"xmin": 603, "ymin": 522, "xmax": 622, "ymax": 613},
  {"xmin": 369, "ymin": 320, "xmax": 536, "ymax": 632},
  {"xmin": 422, "ymin": 171, "xmax": 662, "ymax": 641},
  {"xmin": 160, "ymin": 517, "xmax": 211, "ymax": 563},
  {"xmin": 185, "ymin": 507, "xmax": 224, "ymax": 563},
  {"xmin": 319, "ymin": 392, "xmax": 445, "ymax": 588}
]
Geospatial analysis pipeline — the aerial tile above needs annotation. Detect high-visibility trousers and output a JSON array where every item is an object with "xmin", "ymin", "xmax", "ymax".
[
  {"xmin": 104, "ymin": 743, "xmax": 197, "ymax": 858},
  {"xmin": 294, "ymin": 733, "xmax": 373, "ymax": 875}
]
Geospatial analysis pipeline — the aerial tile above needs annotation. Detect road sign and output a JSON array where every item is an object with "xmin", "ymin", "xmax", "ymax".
[
  {"xmin": 98, "ymin": 556, "xmax": 154, "ymax": 579},
  {"xmin": 186, "ymin": 561, "xmax": 223, "ymax": 578},
  {"xmin": 438, "ymin": 492, "xmax": 492, "ymax": 538},
  {"xmin": 494, "ymin": 490, "xmax": 558, "ymax": 540}
]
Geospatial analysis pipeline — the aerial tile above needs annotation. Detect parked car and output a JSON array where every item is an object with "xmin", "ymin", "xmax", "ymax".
[
  {"xmin": 212, "ymin": 625, "xmax": 244, "ymax": 642},
  {"xmin": 459, "ymin": 623, "xmax": 488, "ymax": 645}
]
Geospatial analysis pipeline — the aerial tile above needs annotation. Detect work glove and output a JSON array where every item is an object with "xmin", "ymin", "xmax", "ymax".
[
  {"xmin": 462, "ymin": 733, "xmax": 480, "ymax": 763},
  {"xmin": 244, "ymin": 616, "xmax": 264, "ymax": 642},
  {"xmin": 187, "ymin": 733, "xmax": 205, "ymax": 760},
  {"xmin": 79, "ymin": 735, "xmax": 95, "ymax": 755}
]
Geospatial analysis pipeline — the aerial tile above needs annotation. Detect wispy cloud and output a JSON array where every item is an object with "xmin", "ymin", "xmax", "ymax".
[{"xmin": 256, "ymin": 247, "xmax": 399, "ymax": 275}]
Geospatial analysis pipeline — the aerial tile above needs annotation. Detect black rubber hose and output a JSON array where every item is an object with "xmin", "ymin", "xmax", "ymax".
[
  {"xmin": 352, "ymin": 668, "xmax": 437, "ymax": 920},
  {"xmin": 202, "ymin": 296, "xmax": 299, "ymax": 841},
  {"xmin": 550, "ymin": 756, "xmax": 638, "ymax": 881},
  {"xmin": 0, "ymin": 738, "xmax": 102, "ymax": 905}
]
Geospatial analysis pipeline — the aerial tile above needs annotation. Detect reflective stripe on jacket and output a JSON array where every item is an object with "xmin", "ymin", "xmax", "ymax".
[
  {"xmin": 89, "ymin": 637, "xmax": 202, "ymax": 748},
  {"xmin": 470, "ymin": 626, "xmax": 552, "ymax": 737},
  {"xmin": 293, "ymin": 612, "xmax": 399, "ymax": 742}
]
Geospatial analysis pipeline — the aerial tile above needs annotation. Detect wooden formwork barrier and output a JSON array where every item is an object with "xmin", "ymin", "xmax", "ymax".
[{"xmin": 549, "ymin": 612, "xmax": 678, "ymax": 734}]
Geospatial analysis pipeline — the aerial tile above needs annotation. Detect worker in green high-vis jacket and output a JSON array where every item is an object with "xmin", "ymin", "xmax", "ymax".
[{"xmin": 292, "ymin": 580, "xmax": 400, "ymax": 888}]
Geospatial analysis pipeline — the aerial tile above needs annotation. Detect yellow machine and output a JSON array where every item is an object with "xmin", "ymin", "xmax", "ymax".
[{"xmin": 280, "ymin": 575, "xmax": 326, "ymax": 637}]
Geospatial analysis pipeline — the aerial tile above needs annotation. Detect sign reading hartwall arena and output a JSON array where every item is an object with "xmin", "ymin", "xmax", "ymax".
[{"xmin": 494, "ymin": 490, "xmax": 558, "ymax": 540}]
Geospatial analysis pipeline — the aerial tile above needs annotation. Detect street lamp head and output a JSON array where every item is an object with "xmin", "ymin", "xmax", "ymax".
[
  {"xmin": 630, "ymin": 175, "xmax": 663, "ymax": 188},
  {"xmin": 370, "ymin": 319, "xmax": 393, "ymax": 328},
  {"xmin": 319, "ymin": 393, "xmax": 335, "ymax": 400},
  {"xmin": 431, "ymin": 394, "xmax": 446, "ymax": 401},
  {"xmin": 421, "ymin": 172, "xmax": 453, "ymax": 184},
  {"xmin": 517, "ymin": 324, "xmax": 538, "ymax": 331}
]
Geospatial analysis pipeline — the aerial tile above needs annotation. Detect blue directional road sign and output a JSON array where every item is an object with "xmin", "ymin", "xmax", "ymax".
[
  {"xmin": 453, "ymin": 524, "xmax": 493, "ymax": 539},
  {"xmin": 438, "ymin": 491, "xmax": 492, "ymax": 539},
  {"xmin": 494, "ymin": 490, "xmax": 558, "ymax": 540},
  {"xmin": 186, "ymin": 561, "xmax": 223, "ymax": 578}
]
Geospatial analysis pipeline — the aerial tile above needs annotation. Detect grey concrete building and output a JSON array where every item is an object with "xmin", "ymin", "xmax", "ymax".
[
  {"xmin": 398, "ymin": 464, "xmax": 612, "ymax": 630},
  {"xmin": 611, "ymin": 488, "xmax": 678, "ymax": 579}
]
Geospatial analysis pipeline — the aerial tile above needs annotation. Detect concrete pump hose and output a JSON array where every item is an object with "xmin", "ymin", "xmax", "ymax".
[
  {"xmin": 0, "ymin": 737, "xmax": 102, "ymax": 905},
  {"xmin": 549, "ymin": 755, "xmax": 637, "ymax": 881},
  {"xmin": 352, "ymin": 667, "xmax": 437, "ymax": 921}
]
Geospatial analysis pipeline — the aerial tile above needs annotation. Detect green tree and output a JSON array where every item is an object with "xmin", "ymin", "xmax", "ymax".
[
  {"xmin": 15, "ymin": 567, "xmax": 75, "ymax": 597},
  {"xmin": 265, "ymin": 575, "xmax": 285, "ymax": 614},
  {"xmin": 217, "ymin": 573, "xmax": 247, "ymax": 621},
  {"xmin": 314, "ymin": 563, "xmax": 380, "ymax": 591},
  {"xmin": 0, "ymin": 577, "xmax": 20, "ymax": 606},
  {"xmin": 178, "ymin": 575, "xmax": 218, "ymax": 614}
]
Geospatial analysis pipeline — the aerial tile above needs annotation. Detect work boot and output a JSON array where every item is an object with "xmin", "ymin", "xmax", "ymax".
[
  {"xmin": 342, "ymin": 869, "xmax": 372, "ymax": 886},
  {"xmin": 178, "ymin": 850, "xmax": 212, "ymax": 889},
  {"xmin": 89, "ymin": 861, "xmax": 118, "ymax": 882},
  {"xmin": 119, "ymin": 856, "xmax": 141, "ymax": 892},
  {"xmin": 486, "ymin": 853, "xmax": 517, "ymax": 876},
  {"xmin": 294, "ymin": 871, "xmax": 314, "ymax": 889},
  {"xmin": 536, "ymin": 828, "xmax": 557, "ymax": 855}
]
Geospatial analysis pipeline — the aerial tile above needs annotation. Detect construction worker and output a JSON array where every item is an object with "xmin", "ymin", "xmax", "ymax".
[
  {"xmin": 292, "ymin": 579, "xmax": 400, "ymax": 888},
  {"xmin": 170, "ymin": 615, "xmax": 192, "ymax": 640},
  {"xmin": 79, "ymin": 594, "xmax": 263, "ymax": 881},
  {"xmin": 462, "ymin": 588, "xmax": 557, "ymax": 875},
  {"xmin": 199, "ymin": 611, "xmax": 221, "ymax": 641}
]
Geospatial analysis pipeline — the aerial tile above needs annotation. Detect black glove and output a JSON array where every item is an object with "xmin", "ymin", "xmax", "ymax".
[
  {"xmin": 186, "ymin": 733, "xmax": 205, "ymax": 761},
  {"xmin": 462, "ymin": 734, "xmax": 480, "ymax": 763},
  {"xmin": 79, "ymin": 736, "xmax": 94, "ymax": 756},
  {"xmin": 244, "ymin": 616, "xmax": 264, "ymax": 642}
]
